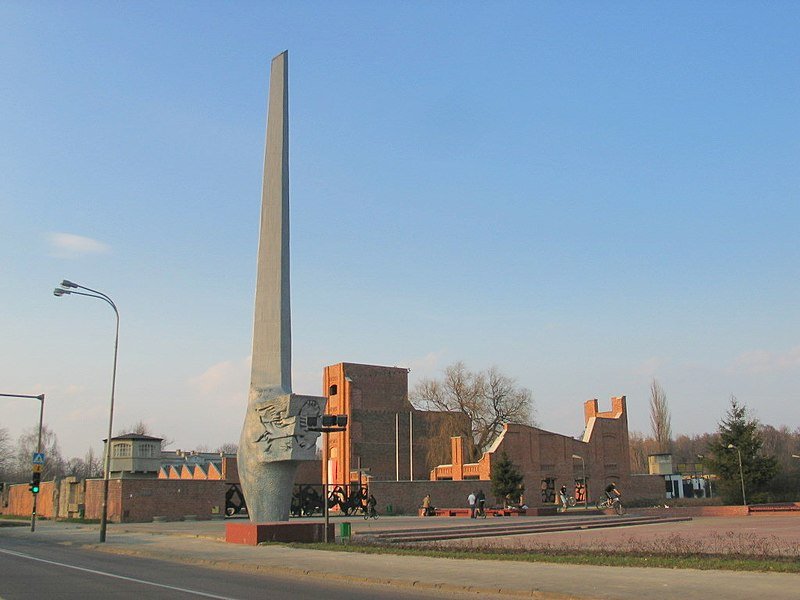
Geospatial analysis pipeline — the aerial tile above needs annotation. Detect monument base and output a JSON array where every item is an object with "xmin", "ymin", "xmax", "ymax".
[{"xmin": 225, "ymin": 521, "xmax": 335, "ymax": 545}]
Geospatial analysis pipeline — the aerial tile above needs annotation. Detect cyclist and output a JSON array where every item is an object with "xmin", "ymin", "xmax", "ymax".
[
  {"xmin": 558, "ymin": 485, "xmax": 569, "ymax": 512},
  {"xmin": 365, "ymin": 493, "xmax": 378, "ymax": 519},
  {"xmin": 605, "ymin": 482, "xmax": 620, "ymax": 502}
]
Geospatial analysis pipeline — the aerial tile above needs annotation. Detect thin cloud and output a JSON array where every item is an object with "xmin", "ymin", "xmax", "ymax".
[
  {"xmin": 733, "ymin": 346, "xmax": 800, "ymax": 374},
  {"xmin": 404, "ymin": 351, "xmax": 445, "ymax": 379},
  {"xmin": 46, "ymin": 232, "xmax": 110, "ymax": 258},
  {"xmin": 188, "ymin": 357, "xmax": 250, "ymax": 406}
]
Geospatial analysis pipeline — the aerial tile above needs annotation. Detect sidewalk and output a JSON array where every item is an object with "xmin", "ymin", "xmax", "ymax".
[{"xmin": 3, "ymin": 517, "xmax": 798, "ymax": 599}]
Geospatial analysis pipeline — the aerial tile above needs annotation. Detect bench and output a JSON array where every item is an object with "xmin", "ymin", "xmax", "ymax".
[{"xmin": 418, "ymin": 507, "xmax": 527, "ymax": 517}]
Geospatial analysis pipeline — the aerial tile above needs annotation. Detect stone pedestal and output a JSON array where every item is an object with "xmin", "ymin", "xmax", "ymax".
[{"xmin": 225, "ymin": 521, "xmax": 334, "ymax": 545}]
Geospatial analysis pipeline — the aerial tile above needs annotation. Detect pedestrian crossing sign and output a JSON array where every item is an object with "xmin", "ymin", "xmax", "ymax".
[{"xmin": 32, "ymin": 452, "xmax": 45, "ymax": 465}]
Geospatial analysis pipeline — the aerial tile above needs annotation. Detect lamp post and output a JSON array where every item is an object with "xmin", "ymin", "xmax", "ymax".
[
  {"xmin": 307, "ymin": 415, "xmax": 348, "ymax": 543},
  {"xmin": 0, "ymin": 393, "xmax": 45, "ymax": 531},
  {"xmin": 571, "ymin": 454, "xmax": 587, "ymax": 509},
  {"xmin": 54, "ymin": 280, "xmax": 119, "ymax": 543},
  {"xmin": 726, "ymin": 443, "xmax": 747, "ymax": 506}
]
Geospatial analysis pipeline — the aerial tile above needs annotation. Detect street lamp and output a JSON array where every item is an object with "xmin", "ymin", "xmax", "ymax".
[
  {"xmin": 54, "ymin": 279, "xmax": 119, "ymax": 543},
  {"xmin": 0, "ymin": 393, "xmax": 45, "ymax": 531},
  {"xmin": 307, "ymin": 414, "xmax": 348, "ymax": 544},
  {"xmin": 571, "ymin": 454, "xmax": 587, "ymax": 509},
  {"xmin": 726, "ymin": 444, "xmax": 747, "ymax": 506}
]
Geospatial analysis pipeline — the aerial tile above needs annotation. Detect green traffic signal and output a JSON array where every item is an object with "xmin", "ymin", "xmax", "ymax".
[{"xmin": 30, "ymin": 472, "xmax": 41, "ymax": 494}]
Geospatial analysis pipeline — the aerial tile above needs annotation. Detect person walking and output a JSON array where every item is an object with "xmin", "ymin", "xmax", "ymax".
[
  {"xmin": 468, "ymin": 491, "xmax": 477, "ymax": 518},
  {"xmin": 476, "ymin": 489, "xmax": 486, "ymax": 517},
  {"xmin": 422, "ymin": 494, "xmax": 433, "ymax": 516}
]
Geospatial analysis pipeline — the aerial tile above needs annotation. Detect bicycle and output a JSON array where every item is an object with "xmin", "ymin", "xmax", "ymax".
[
  {"xmin": 596, "ymin": 495, "xmax": 625, "ymax": 515},
  {"xmin": 363, "ymin": 504, "xmax": 378, "ymax": 520},
  {"xmin": 557, "ymin": 495, "xmax": 577, "ymax": 512}
]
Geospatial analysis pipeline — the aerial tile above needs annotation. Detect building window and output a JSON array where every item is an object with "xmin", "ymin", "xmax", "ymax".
[
  {"xmin": 574, "ymin": 480, "xmax": 587, "ymax": 503},
  {"xmin": 113, "ymin": 443, "xmax": 131, "ymax": 458},
  {"xmin": 329, "ymin": 384, "xmax": 338, "ymax": 396},
  {"xmin": 138, "ymin": 443, "xmax": 157, "ymax": 458}
]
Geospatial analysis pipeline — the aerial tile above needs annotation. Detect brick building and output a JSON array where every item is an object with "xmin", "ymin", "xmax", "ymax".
[
  {"xmin": 429, "ymin": 396, "xmax": 636, "ymax": 506},
  {"xmin": 322, "ymin": 362, "xmax": 467, "ymax": 486}
]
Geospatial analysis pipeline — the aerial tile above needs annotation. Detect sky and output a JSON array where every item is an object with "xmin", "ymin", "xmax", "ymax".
[{"xmin": 1, "ymin": 2, "xmax": 798, "ymax": 461}]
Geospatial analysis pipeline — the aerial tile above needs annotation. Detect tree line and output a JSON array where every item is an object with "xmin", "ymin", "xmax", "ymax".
[{"xmin": 631, "ymin": 379, "xmax": 799, "ymax": 503}]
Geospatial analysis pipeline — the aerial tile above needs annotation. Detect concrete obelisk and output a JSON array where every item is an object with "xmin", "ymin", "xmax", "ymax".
[{"xmin": 238, "ymin": 51, "xmax": 325, "ymax": 522}]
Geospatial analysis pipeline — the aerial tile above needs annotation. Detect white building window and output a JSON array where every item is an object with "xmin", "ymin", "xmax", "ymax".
[{"xmin": 112, "ymin": 443, "xmax": 132, "ymax": 458}]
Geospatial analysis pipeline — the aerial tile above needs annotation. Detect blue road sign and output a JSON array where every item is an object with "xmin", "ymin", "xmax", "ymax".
[{"xmin": 32, "ymin": 452, "xmax": 45, "ymax": 465}]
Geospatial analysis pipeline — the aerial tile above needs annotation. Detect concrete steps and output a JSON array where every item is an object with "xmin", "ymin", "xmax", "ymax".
[{"xmin": 359, "ymin": 515, "xmax": 693, "ymax": 543}]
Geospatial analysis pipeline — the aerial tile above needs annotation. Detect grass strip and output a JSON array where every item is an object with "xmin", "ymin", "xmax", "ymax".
[{"xmin": 268, "ymin": 541, "xmax": 800, "ymax": 574}]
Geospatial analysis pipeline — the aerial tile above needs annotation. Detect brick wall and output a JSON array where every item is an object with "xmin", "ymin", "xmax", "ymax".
[
  {"xmin": 81, "ymin": 479, "xmax": 228, "ymax": 522},
  {"xmin": 368, "ymin": 480, "xmax": 492, "ymax": 515},
  {"xmin": 2, "ymin": 481, "xmax": 58, "ymax": 519},
  {"xmin": 627, "ymin": 473, "xmax": 667, "ymax": 503}
]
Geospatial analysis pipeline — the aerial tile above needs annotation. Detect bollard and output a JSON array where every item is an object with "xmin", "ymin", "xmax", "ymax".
[{"xmin": 339, "ymin": 522, "xmax": 351, "ymax": 543}]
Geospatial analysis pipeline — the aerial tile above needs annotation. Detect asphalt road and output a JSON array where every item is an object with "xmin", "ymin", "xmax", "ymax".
[{"xmin": 0, "ymin": 534, "xmax": 495, "ymax": 600}]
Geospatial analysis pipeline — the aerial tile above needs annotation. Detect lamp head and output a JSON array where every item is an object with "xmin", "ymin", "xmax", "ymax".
[
  {"xmin": 727, "ymin": 444, "xmax": 737, "ymax": 449},
  {"xmin": 53, "ymin": 288, "xmax": 70, "ymax": 297},
  {"xmin": 60, "ymin": 279, "xmax": 78, "ymax": 288}
]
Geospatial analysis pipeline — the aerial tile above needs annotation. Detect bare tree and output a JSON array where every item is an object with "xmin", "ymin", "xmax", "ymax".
[
  {"xmin": 0, "ymin": 427, "xmax": 12, "ymax": 481},
  {"xmin": 64, "ymin": 446, "xmax": 103, "ymax": 480},
  {"xmin": 215, "ymin": 443, "xmax": 238, "ymax": 455},
  {"xmin": 13, "ymin": 425, "xmax": 65, "ymax": 481},
  {"xmin": 118, "ymin": 420, "xmax": 174, "ymax": 451},
  {"xmin": 118, "ymin": 420, "xmax": 150, "ymax": 436},
  {"xmin": 411, "ymin": 362, "xmax": 535, "ymax": 461},
  {"xmin": 649, "ymin": 379, "xmax": 672, "ymax": 453},
  {"xmin": 628, "ymin": 431, "xmax": 656, "ymax": 473}
]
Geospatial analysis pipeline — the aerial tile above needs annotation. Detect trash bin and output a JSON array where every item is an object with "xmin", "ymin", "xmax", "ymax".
[
  {"xmin": 339, "ymin": 522, "xmax": 351, "ymax": 542},
  {"xmin": 386, "ymin": 504, "xmax": 393, "ymax": 514}
]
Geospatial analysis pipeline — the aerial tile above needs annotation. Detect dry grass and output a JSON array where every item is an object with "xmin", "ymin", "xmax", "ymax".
[{"xmin": 429, "ymin": 530, "xmax": 799, "ymax": 558}]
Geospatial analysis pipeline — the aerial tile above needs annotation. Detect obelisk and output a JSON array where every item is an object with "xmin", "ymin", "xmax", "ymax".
[{"xmin": 238, "ymin": 51, "xmax": 325, "ymax": 522}]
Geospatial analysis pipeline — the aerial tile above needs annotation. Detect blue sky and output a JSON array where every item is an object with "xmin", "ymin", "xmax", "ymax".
[{"xmin": 2, "ymin": 2, "xmax": 798, "ymax": 459}]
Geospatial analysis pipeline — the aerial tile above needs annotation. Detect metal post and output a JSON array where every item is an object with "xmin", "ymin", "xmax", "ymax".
[
  {"xmin": 31, "ymin": 394, "xmax": 44, "ymax": 532},
  {"xmin": 736, "ymin": 448, "xmax": 747, "ymax": 506},
  {"xmin": 323, "ymin": 430, "xmax": 329, "ymax": 543},
  {"xmin": 54, "ymin": 280, "xmax": 119, "ymax": 543},
  {"xmin": 0, "ymin": 393, "xmax": 44, "ymax": 532},
  {"xmin": 98, "ymin": 300, "xmax": 119, "ymax": 543},
  {"xmin": 727, "ymin": 444, "xmax": 747, "ymax": 506},
  {"xmin": 409, "ymin": 411, "xmax": 413, "ymax": 481}
]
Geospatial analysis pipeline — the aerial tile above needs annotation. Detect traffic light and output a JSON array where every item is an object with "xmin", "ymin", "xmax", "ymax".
[
  {"xmin": 306, "ymin": 414, "xmax": 348, "ymax": 431},
  {"xmin": 29, "ymin": 472, "xmax": 40, "ymax": 494},
  {"xmin": 321, "ymin": 414, "xmax": 348, "ymax": 428}
]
